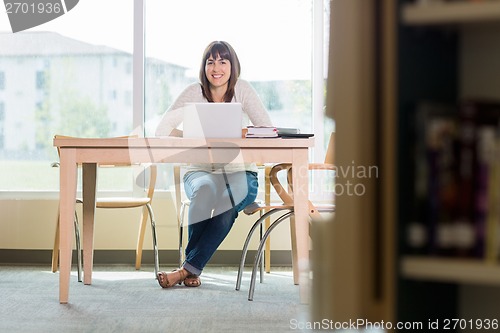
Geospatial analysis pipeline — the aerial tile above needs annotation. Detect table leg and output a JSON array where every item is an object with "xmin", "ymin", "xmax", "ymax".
[
  {"xmin": 292, "ymin": 149, "xmax": 310, "ymax": 304},
  {"xmin": 286, "ymin": 168, "xmax": 300, "ymax": 285},
  {"xmin": 264, "ymin": 165, "xmax": 271, "ymax": 273},
  {"xmin": 82, "ymin": 163, "xmax": 97, "ymax": 285},
  {"xmin": 59, "ymin": 149, "xmax": 77, "ymax": 304}
]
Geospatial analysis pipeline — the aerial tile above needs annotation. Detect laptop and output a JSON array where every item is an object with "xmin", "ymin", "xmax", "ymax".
[{"xmin": 183, "ymin": 103, "xmax": 243, "ymax": 139}]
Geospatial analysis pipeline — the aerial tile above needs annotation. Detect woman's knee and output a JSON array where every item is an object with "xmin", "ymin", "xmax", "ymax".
[{"xmin": 186, "ymin": 177, "xmax": 218, "ymax": 201}]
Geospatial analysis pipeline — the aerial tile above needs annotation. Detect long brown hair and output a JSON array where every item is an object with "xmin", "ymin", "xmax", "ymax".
[{"xmin": 199, "ymin": 41, "xmax": 241, "ymax": 103}]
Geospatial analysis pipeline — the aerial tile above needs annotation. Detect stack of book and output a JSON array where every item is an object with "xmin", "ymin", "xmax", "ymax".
[
  {"xmin": 245, "ymin": 126, "xmax": 304, "ymax": 138},
  {"xmin": 245, "ymin": 126, "xmax": 278, "ymax": 138}
]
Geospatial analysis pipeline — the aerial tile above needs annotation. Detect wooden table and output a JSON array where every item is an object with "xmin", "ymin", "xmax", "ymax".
[{"xmin": 54, "ymin": 136, "xmax": 314, "ymax": 304}]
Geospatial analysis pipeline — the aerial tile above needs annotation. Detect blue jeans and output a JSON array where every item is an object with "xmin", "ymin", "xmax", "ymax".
[{"xmin": 182, "ymin": 170, "xmax": 258, "ymax": 276}]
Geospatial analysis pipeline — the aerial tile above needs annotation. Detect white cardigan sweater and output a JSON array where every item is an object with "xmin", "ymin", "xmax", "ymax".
[{"xmin": 155, "ymin": 79, "xmax": 273, "ymax": 173}]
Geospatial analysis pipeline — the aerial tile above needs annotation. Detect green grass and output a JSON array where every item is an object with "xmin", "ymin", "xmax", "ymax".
[{"xmin": 0, "ymin": 161, "xmax": 137, "ymax": 191}]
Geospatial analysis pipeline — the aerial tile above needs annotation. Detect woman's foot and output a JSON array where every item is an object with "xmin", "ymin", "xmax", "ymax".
[
  {"xmin": 184, "ymin": 274, "xmax": 201, "ymax": 287},
  {"xmin": 157, "ymin": 268, "xmax": 189, "ymax": 288}
]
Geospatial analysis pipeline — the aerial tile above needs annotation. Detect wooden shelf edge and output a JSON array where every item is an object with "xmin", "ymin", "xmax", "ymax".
[
  {"xmin": 402, "ymin": 1, "xmax": 500, "ymax": 25},
  {"xmin": 401, "ymin": 256, "xmax": 500, "ymax": 286}
]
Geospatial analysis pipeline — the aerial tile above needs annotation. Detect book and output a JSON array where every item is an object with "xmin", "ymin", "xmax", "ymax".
[
  {"xmin": 410, "ymin": 101, "xmax": 459, "ymax": 256},
  {"xmin": 488, "ymin": 136, "xmax": 500, "ymax": 262},
  {"xmin": 471, "ymin": 127, "xmax": 496, "ymax": 259},
  {"xmin": 426, "ymin": 105, "xmax": 460, "ymax": 256},
  {"xmin": 276, "ymin": 127, "xmax": 300, "ymax": 136},
  {"xmin": 410, "ymin": 99, "xmax": 500, "ymax": 259},
  {"xmin": 245, "ymin": 126, "xmax": 278, "ymax": 138},
  {"xmin": 480, "ymin": 128, "xmax": 499, "ymax": 262},
  {"xmin": 457, "ymin": 100, "xmax": 500, "ymax": 258}
]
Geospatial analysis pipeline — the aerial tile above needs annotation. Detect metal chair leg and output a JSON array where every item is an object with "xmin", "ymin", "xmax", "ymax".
[
  {"xmin": 74, "ymin": 211, "xmax": 82, "ymax": 283},
  {"xmin": 146, "ymin": 203, "xmax": 159, "ymax": 278},
  {"xmin": 235, "ymin": 208, "xmax": 291, "ymax": 291},
  {"xmin": 248, "ymin": 211, "xmax": 294, "ymax": 301},
  {"xmin": 178, "ymin": 202, "xmax": 187, "ymax": 269},
  {"xmin": 259, "ymin": 221, "xmax": 264, "ymax": 283}
]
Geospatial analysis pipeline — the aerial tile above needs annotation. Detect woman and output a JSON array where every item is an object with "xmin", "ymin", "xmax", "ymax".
[{"xmin": 155, "ymin": 41, "xmax": 273, "ymax": 288}]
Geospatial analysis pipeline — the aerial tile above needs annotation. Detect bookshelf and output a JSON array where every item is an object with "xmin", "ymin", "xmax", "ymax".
[
  {"xmin": 396, "ymin": 0, "xmax": 500, "ymax": 326},
  {"xmin": 402, "ymin": 1, "xmax": 500, "ymax": 25},
  {"xmin": 320, "ymin": 0, "xmax": 500, "ymax": 326},
  {"xmin": 399, "ymin": 0, "xmax": 500, "ymax": 283},
  {"xmin": 402, "ymin": 256, "xmax": 500, "ymax": 285}
]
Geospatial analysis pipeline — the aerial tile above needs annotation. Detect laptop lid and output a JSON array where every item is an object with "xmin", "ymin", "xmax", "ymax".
[{"xmin": 183, "ymin": 103, "xmax": 243, "ymax": 139}]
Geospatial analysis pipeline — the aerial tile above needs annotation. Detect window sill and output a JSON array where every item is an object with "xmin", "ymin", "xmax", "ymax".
[{"xmin": 0, "ymin": 190, "xmax": 176, "ymax": 200}]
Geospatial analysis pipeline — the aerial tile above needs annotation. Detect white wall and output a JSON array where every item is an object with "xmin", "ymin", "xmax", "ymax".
[{"xmin": 0, "ymin": 195, "xmax": 294, "ymax": 252}]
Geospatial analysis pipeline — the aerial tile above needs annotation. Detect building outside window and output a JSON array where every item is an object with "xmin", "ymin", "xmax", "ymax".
[
  {"xmin": 0, "ymin": 71, "xmax": 5, "ymax": 90},
  {"xmin": 0, "ymin": 102, "xmax": 5, "ymax": 149},
  {"xmin": 35, "ymin": 71, "xmax": 46, "ymax": 90}
]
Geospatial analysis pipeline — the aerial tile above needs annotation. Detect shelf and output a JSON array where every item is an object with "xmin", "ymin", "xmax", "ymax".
[
  {"xmin": 401, "ymin": 256, "xmax": 500, "ymax": 286},
  {"xmin": 402, "ymin": 1, "xmax": 500, "ymax": 25}
]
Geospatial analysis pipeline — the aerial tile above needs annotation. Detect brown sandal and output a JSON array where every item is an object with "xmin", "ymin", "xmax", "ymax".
[
  {"xmin": 157, "ymin": 269, "xmax": 188, "ymax": 288},
  {"xmin": 184, "ymin": 274, "xmax": 201, "ymax": 287}
]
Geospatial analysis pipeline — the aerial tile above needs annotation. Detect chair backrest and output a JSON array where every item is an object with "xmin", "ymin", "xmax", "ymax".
[
  {"xmin": 268, "ymin": 131, "xmax": 336, "ymax": 204},
  {"xmin": 324, "ymin": 132, "xmax": 335, "ymax": 165},
  {"xmin": 134, "ymin": 163, "xmax": 158, "ymax": 201},
  {"xmin": 145, "ymin": 165, "xmax": 157, "ymax": 201},
  {"xmin": 267, "ymin": 132, "xmax": 335, "ymax": 220},
  {"xmin": 269, "ymin": 164, "xmax": 294, "ymax": 205}
]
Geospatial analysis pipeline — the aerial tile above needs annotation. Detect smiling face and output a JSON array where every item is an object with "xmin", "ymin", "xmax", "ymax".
[
  {"xmin": 205, "ymin": 54, "xmax": 231, "ymax": 90},
  {"xmin": 199, "ymin": 41, "xmax": 240, "ymax": 102}
]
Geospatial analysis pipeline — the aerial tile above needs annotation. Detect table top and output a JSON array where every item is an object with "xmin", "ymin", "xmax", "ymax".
[{"xmin": 53, "ymin": 136, "xmax": 315, "ymax": 149}]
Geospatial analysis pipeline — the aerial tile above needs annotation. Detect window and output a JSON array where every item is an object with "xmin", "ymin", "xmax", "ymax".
[
  {"xmin": 0, "ymin": 71, "xmax": 5, "ymax": 90},
  {"xmin": 35, "ymin": 71, "xmax": 46, "ymax": 90},
  {"xmin": 144, "ymin": 0, "xmax": 330, "ymax": 189},
  {"xmin": 144, "ymin": 0, "xmax": 320, "ymax": 132},
  {"xmin": 0, "ymin": 0, "xmax": 134, "ymax": 191},
  {"xmin": 0, "ymin": 0, "xmax": 329, "ymax": 194}
]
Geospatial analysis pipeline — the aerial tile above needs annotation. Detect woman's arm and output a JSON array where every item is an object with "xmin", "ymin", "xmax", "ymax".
[
  {"xmin": 155, "ymin": 107, "xmax": 183, "ymax": 137},
  {"xmin": 155, "ymin": 83, "xmax": 204, "ymax": 136},
  {"xmin": 235, "ymin": 80, "xmax": 273, "ymax": 127}
]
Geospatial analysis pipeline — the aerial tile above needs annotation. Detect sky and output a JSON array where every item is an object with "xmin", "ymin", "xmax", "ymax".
[{"xmin": 0, "ymin": 0, "xmax": 316, "ymax": 81}]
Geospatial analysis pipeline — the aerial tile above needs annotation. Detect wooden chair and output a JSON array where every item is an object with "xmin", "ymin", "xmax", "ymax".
[
  {"xmin": 236, "ymin": 133, "xmax": 336, "ymax": 300},
  {"xmin": 51, "ymin": 135, "xmax": 159, "ymax": 281}
]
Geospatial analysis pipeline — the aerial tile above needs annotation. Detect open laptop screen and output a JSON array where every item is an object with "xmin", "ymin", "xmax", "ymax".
[{"xmin": 183, "ymin": 103, "xmax": 243, "ymax": 139}]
